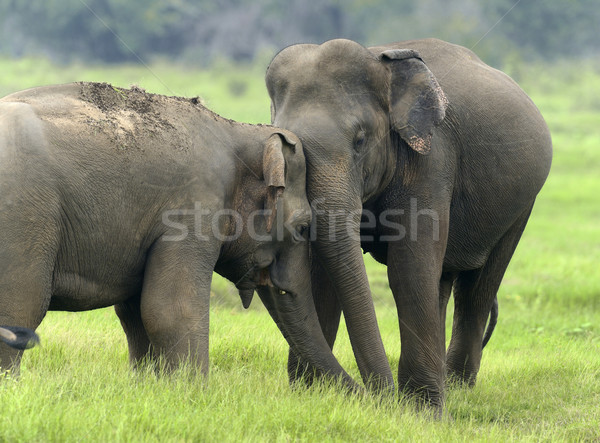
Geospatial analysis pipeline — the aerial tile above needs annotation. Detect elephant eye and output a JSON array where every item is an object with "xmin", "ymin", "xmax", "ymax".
[
  {"xmin": 293, "ymin": 224, "xmax": 310, "ymax": 242},
  {"xmin": 354, "ymin": 129, "xmax": 366, "ymax": 151}
]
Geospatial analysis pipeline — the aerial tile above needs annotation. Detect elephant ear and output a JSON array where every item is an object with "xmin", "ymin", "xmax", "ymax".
[
  {"xmin": 263, "ymin": 132, "xmax": 296, "ymax": 232},
  {"xmin": 380, "ymin": 49, "xmax": 448, "ymax": 155}
]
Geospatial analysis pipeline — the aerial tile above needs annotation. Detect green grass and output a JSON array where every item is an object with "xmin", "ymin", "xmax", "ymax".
[{"xmin": 1, "ymin": 56, "xmax": 600, "ymax": 441}]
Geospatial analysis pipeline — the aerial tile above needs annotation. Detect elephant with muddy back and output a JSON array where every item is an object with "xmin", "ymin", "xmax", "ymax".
[
  {"xmin": 0, "ymin": 82, "xmax": 358, "ymax": 391},
  {"xmin": 266, "ymin": 38, "xmax": 552, "ymax": 413}
]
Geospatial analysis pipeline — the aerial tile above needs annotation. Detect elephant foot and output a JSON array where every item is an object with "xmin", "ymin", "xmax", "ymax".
[
  {"xmin": 446, "ymin": 354, "xmax": 479, "ymax": 388},
  {"xmin": 408, "ymin": 393, "xmax": 445, "ymax": 420},
  {"xmin": 397, "ymin": 375, "xmax": 445, "ymax": 420},
  {"xmin": 446, "ymin": 370, "xmax": 477, "ymax": 388}
]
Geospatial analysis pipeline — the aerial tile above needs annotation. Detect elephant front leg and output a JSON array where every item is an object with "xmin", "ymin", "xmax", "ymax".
[
  {"xmin": 388, "ymin": 242, "xmax": 447, "ymax": 415},
  {"xmin": 139, "ymin": 240, "xmax": 216, "ymax": 375}
]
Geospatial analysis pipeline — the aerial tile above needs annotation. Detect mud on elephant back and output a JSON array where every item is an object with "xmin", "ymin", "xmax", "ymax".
[
  {"xmin": 0, "ymin": 82, "xmax": 359, "ymax": 392},
  {"xmin": 266, "ymin": 38, "xmax": 552, "ymax": 415}
]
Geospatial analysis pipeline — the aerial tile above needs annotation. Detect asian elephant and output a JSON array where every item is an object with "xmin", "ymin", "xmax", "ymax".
[
  {"xmin": 0, "ymin": 326, "xmax": 39, "ymax": 350},
  {"xmin": 0, "ymin": 82, "xmax": 359, "ymax": 391},
  {"xmin": 266, "ymin": 38, "xmax": 552, "ymax": 411}
]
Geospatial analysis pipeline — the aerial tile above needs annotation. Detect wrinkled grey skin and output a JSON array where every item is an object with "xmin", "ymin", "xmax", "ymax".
[
  {"xmin": 266, "ymin": 38, "xmax": 552, "ymax": 412},
  {"xmin": 0, "ymin": 82, "xmax": 358, "ymax": 391}
]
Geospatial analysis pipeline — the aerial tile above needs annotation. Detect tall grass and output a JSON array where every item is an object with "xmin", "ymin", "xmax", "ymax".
[{"xmin": 1, "ymin": 56, "xmax": 599, "ymax": 441}]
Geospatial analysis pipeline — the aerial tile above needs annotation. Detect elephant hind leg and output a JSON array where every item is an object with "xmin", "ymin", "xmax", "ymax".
[
  {"xmin": 446, "ymin": 206, "xmax": 534, "ymax": 386},
  {"xmin": 115, "ymin": 297, "xmax": 153, "ymax": 369},
  {"xmin": 0, "ymin": 193, "xmax": 60, "ymax": 373}
]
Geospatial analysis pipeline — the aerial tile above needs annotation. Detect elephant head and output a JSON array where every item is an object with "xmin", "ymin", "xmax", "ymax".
[
  {"xmin": 216, "ymin": 130, "xmax": 360, "ymax": 392},
  {"xmin": 265, "ymin": 39, "xmax": 448, "ymax": 391}
]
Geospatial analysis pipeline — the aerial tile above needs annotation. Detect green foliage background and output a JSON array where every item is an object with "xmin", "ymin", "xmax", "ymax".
[{"xmin": 1, "ymin": 0, "xmax": 599, "ymax": 65}]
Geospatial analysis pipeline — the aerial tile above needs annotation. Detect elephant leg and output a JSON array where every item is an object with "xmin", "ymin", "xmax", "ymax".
[
  {"xmin": 115, "ymin": 297, "xmax": 153, "ymax": 369},
  {"xmin": 139, "ymin": 240, "xmax": 216, "ymax": 376},
  {"xmin": 288, "ymin": 252, "xmax": 342, "ymax": 386},
  {"xmin": 0, "ymin": 222, "xmax": 56, "ymax": 372},
  {"xmin": 446, "ymin": 206, "xmax": 533, "ymax": 385},
  {"xmin": 384, "ymin": 196, "xmax": 451, "ymax": 415},
  {"xmin": 389, "ymin": 243, "xmax": 446, "ymax": 413}
]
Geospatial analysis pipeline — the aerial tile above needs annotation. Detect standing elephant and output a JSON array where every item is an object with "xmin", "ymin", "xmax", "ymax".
[
  {"xmin": 0, "ymin": 82, "xmax": 358, "ymax": 391},
  {"xmin": 266, "ymin": 38, "xmax": 552, "ymax": 412}
]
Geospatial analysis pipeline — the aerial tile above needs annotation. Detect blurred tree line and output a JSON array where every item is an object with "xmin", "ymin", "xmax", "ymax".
[{"xmin": 1, "ymin": 0, "xmax": 598, "ymax": 66}]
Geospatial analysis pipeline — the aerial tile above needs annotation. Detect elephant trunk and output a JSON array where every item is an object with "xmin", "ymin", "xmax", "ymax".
[
  {"xmin": 311, "ymin": 197, "xmax": 395, "ymax": 393},
  {"xmin": 257, "ymin": 285, "xmax": 361, "ymax": 393}
]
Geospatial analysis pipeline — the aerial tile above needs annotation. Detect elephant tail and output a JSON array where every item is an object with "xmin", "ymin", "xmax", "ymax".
[
  {"xmin": 481, "ymin": 296, "xmax": 498, "ymax": 349},
  {"xmin": 0, "ymin": 326, "xmax": 40, "ymax": 350}
]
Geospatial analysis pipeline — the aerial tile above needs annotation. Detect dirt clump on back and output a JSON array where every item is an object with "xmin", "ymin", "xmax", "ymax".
[
  {"xmin": 79, "ymin": 82, "xmax": 184, "ymax": 115},
  {"xmin": 77, "ymin": 82, "xmax": 207, "ymax": 153}
]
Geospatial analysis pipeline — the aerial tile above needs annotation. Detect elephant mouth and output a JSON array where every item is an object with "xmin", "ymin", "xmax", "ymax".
[
  {"xmin": 236, "ymin": 267, "xmax": 278, "ymax": 309},
  {"xmin": 257, "ymin": 268, "xmax": 275, "ymax": 287},
  {"xmin": 235, "ymin": 271, "xmax": 258, "ymax": 309},
  {"xmin": 237, "ymin": 267, "xmax": 275, "ymax": 289}
]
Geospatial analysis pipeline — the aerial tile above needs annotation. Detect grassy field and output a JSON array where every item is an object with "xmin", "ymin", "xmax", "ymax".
[{"xmin": 1, "ymin": 55, "xmax": 599, "ymax": 441}]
